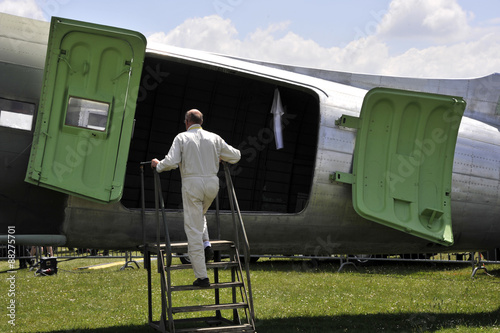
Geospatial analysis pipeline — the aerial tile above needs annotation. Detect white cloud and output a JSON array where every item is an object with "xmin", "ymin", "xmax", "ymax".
[
  {"xmin": 149, "ymin": 15, "xmax": 241, "ymax": 53},
  {"xmin": 2, "ymin": 0, "xmax": 497, "ymax": 79},
  {"xmin": 0, "ymin": 0, "xmax": 45, "ymax": 20},
  {"xmin": 152, "ymin": 0, "xmax": 500, "ymax": 79},
  {"xmin": 148, "ymin": 16, "xmax": 390, "ymax": 75},
  {"xmin": 377, "ymin": 0, "xmax": 474, "ymax": 43},
  {"xmin": 373, "ymin": 0, "xmax": 500, "ymax": 78},
  {"xmin": 383, "ymin": 32, "xmax": 500, "ymax": 78}
]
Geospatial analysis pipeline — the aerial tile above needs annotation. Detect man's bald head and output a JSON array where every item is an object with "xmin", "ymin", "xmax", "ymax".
[{"xmin": 185, "ymin": 109, "xmax": 203, "ymax": 125}]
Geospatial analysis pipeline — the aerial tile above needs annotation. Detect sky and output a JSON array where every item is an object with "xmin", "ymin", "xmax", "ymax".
[{"xmin": 1, "ymin": 0, "xmax": 499, "ymax": 79}]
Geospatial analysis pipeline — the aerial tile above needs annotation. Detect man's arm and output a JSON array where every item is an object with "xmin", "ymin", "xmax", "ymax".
[
  {"xmin": 220, "ymin": 140, "xmax": 241, "ymax": 164},
  {"xmin": 151, "ymin": 136, "xmax": 182, "ymax": 172}
]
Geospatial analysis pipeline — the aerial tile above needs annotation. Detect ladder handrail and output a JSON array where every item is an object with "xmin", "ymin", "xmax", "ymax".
[
  {"xmin": 222, "ymin": 163, "xmax": 250, "ymax": 256},
  {"xmin": 153, "ymin": 169, "xmax": 172, "ymax": 267},
  {"xmin": 140, "ymin": 164, "xmax": 147, "ymax": 246},
  {"xmin": 222, "ymin": 162, "xmax": 255, "ymax": 326},
  {"xmin": 140, "ymin": 161, "xmax": 172, "ymax": 268}
]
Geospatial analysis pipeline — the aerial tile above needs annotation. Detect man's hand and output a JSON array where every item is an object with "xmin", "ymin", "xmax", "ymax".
[{"xmin": 151, "ymin": 158, "xmax": 160, "ymax": 169}]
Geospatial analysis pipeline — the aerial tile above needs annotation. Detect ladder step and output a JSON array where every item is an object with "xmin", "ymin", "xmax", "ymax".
[
  {"xmin": 175, "ymin": 324, "xmax": 254, "ymax": 333},
  {"xmin": 169, "ymin": 261, "xmax": 239, "ymax": 271},
  {"xmin": 172, "ymin": 302, "xmax": 248, "ymax": 314},
  {"xmin": 171, "ymin": 281, "xmax": 243, "ymax": 292}
]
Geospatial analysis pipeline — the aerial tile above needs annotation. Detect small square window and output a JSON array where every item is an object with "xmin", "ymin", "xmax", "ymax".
[
  {"xmin": 0, "ymin": 98, "xmax": 35, "ymax": 131},
  {"xmin": 65, "ymin": 97, "xmax": 109, "ymax": 131}
]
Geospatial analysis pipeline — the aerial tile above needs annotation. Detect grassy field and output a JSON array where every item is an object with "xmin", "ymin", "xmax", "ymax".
[{"xmin": 0, "ymin": 256, "xmax": 499, "ymax": 333}]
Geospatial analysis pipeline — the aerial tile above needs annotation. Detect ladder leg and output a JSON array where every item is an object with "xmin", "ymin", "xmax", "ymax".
[{"xmin": 146, "ymin": 249, "xmax": 153, "ymax": 324}]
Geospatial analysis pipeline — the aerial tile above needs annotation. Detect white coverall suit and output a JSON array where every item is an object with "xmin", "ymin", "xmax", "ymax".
[{"xmin": 156, "ymin": 124, "xmax": 241, "ymax": 279}]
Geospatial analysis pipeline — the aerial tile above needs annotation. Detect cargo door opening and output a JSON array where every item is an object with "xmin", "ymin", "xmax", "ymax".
[{"xmin": 122, "ymin": 55, "xmax": 319, "ymax": 213}]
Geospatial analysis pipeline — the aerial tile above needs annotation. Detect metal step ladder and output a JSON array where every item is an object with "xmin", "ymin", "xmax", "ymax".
[{"xmin": 140, "ymin": 162, "xmax": 256, "ymax": 333}]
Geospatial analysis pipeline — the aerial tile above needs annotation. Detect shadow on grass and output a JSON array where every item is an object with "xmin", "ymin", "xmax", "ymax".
[
  {"xmin": 48, "ymin": 325, "xmax": 151, "ymax": 333},
  {"xmin": 249, "ymin": 258, "xmax": 499, "ymax": 276},
  {"xmin": 485, "ymin": 267, "xmax": 500, "ymax": 276},
  {"xmin": 46, "ymin": 307, "xmax": 500, "ymax": 333},
  {"xmin": 254, "ymin": 307, "xmax": 500, "ymax": 333}
]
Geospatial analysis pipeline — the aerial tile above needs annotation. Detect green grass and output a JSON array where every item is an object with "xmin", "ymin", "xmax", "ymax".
[{"xmin": 0, "ymin": 257, "xmax": 499, "ymax": 332}]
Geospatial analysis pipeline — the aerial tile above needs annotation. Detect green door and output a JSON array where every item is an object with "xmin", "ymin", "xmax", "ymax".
[
  {"xmin": 334, "ymin": 88, "xmax": 466, "ymax": 246},
  {"xmin": 25, "ymin": 17, "xmax": 146, "ymax": 203}
]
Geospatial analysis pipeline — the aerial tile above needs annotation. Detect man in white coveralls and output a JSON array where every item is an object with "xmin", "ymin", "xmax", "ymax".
[{"xmin": 151, "ymin": 109, "xmax": 241, "ymax": 287}]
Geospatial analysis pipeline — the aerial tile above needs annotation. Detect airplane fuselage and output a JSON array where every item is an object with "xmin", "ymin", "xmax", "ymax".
[{"xmin": 1, "ymin": 13, "xmax": 499, "ymax": 255}]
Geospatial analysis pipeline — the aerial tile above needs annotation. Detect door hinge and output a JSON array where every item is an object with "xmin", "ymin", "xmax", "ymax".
[
  {"xmin": 330, "ymin": 172, "xmax": 354, "ymax": 184},
  {"xmin": 335, "ymin": 115, "xmax": 360, "ymax": 129}
]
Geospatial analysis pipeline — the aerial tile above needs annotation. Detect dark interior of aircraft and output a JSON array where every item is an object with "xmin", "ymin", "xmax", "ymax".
[{"xmin": 122, "ymin": 54, "xmax": 320, "ymax": 213}]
